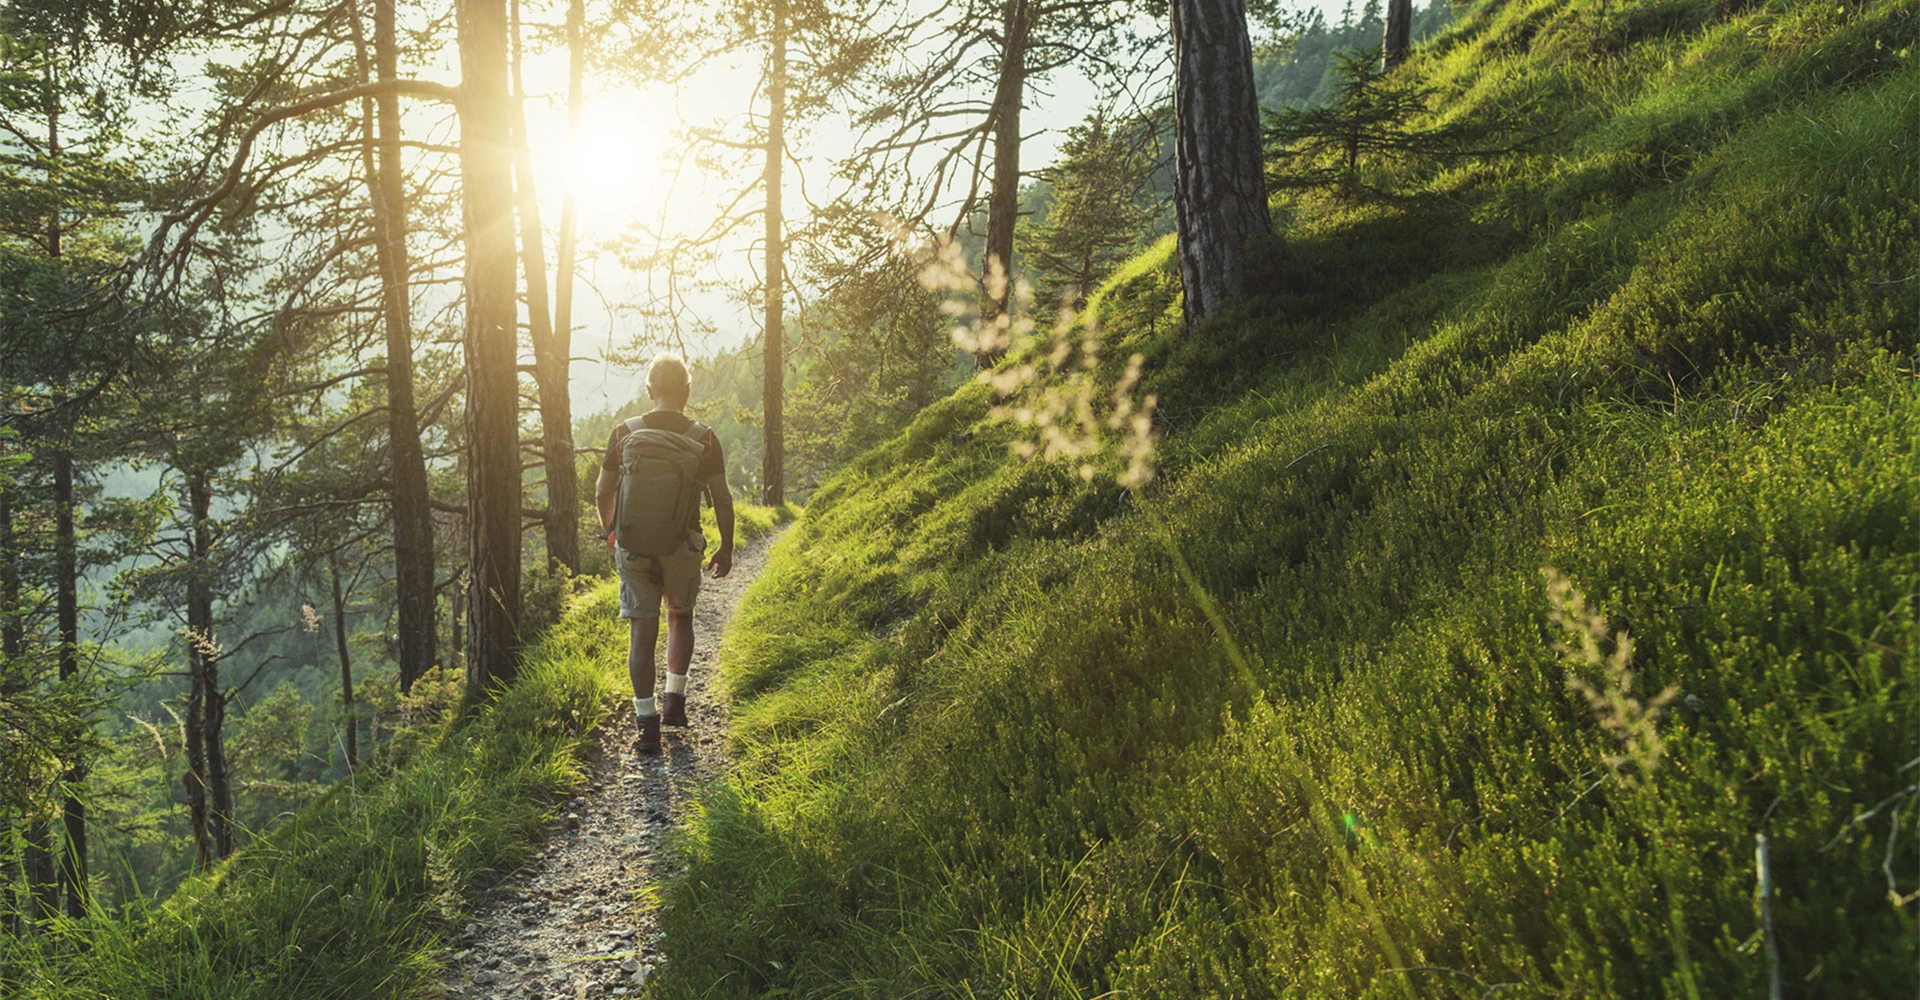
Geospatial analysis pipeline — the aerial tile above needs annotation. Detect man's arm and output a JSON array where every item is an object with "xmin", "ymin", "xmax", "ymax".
[
  {"xmin": 704, "ymin": 472, "xmax": 734, "ymax": 578},
  {"xmin": 595, "ymin": 428, "xmax": 623, "ymax": 552}
]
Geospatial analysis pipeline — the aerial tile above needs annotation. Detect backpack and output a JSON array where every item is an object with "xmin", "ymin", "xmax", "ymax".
[{"xmin": 614, "ymin": 416, "xmax": 711, "ymax": 558}]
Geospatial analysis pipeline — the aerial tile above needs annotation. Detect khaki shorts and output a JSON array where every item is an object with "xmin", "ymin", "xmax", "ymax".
[{"xmin": 617, "ymin": 529, "xmax": 705, "ymax": 618}]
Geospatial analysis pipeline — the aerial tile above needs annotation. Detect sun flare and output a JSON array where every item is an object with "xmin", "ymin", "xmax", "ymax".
[{"xmin": 528, "ymin": 90, "xmax": 672, "ymax": 232}]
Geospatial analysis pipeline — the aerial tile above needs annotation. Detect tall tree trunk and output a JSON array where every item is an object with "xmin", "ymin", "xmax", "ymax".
[
  {"xmin": 761, "ymin": 0, "xmax": 787, "ymax": 506},
  {"xmin": 1170, "ymin": 0, "xmax": 1273, "ymax": 330},
  {"xmin": 0, "ymin": 495, "xmax": 18, "ymax": 936},
  {"xmin": 0, "ymin": 492, "xmax": 18, "ymax": 674},
  {"xmin": 363, "ymin": 0, "xmax": 439, "ymax": 694},
  {"xmin": 1383, "ymin": 0, "xmax": 1413, "ymax": 69},
  {"xmin": 182, "ymin": 479, "xmax": 210, "ymax": 870},
  {"xmin": 508, "ymin": 0, "xmax": 579, "ymax": 574},
  {"xmin": 183, "ymin": 471, "xmax": 233, "ymax": 867},
  {"xmin": 46, "ymin": 84, "xmax": 87, "ymax": 918},
  {"xmin": 329, "ymin": 552, "xmax": 357, "ymax": 769},
  {"xmin": 982, "ymin": 0, "xmax": 1029, "ymax": 329},
  {"xmin": 449, "ymin": 579, "xmax": 463, "ymax": 676},
  {"xmin": 553, "ymin": 0, "xmax": 585, "ymax": 522},
  {"xmin": 24, "ymin": 821, "xmax": 54, "ymax": 922},
  {"xmin": 3, "ymin": 824, "xmax": 16, "ymax": 937},
  {"xmin": 52, "ymin": 433, "xmax": 85, "ymax": 915},
  {"xmin": 205, "ymin": 654, "xmax": 233, "ymax": 859},
  {"xmin": 458, "ymin": 0, "xmax": 523, "ymax": 695}
]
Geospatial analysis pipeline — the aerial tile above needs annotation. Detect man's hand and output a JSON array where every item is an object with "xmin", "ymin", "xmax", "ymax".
[
  {"xmin": 604, "ymin": 528, "xmax": 617, "ymax": 556},
  {"xmin": 708, "ymin": 545, "xmax": 734, "ymax": 579}
]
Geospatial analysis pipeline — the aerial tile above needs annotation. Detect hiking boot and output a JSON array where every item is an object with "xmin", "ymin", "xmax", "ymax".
[
  {"xmin": 634, "ymin": 713, "xmax": 661, "ymax": 755},
  {"xmin": 659, "ymin": 691, "xmax": 687, "ymax": 727}
]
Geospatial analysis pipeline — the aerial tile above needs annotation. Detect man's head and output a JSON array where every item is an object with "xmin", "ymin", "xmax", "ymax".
[{"xmin": 646, "ymin": 352, "xmax": 691, "ymax": 410}]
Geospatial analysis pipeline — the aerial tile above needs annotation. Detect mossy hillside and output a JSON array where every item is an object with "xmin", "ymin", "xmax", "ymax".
[{"xmin": 659, "ymin": 0, "xmax": 1916, "ymax": 996}]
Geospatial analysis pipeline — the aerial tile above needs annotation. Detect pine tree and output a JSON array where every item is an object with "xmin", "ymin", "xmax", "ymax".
[
  {"xmin": 1018, "ymin": 112, "xmax": 1154, "ymax": 306},
  {"xmin": 1170, "ymin": 0, "xmax": 1275, "ymax": 328},
  {"xmin": 1264, "ymin": 49, "xmax": 1539, "ymax": 200},
  {"xmin": 456, "ymin": 0, "xmax": 524, "ymax": 695},
  {"xmin": 849, "ymin": 0, "xmax": 1143, "ymax": 326}
]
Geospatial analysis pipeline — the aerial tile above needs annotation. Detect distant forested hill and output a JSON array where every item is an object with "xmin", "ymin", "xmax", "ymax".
[{"xmin": 1255, "ymin": 0, "xmax": 1456, "ymax": 110}]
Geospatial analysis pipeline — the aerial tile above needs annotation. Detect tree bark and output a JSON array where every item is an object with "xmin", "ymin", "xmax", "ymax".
[
  {"xmin": 24, "ymin": 821, "xmax": 55, "ymax": 922},
  {"xmin": 458, "ymin": 0, "xmax": 524, "ymax": 695},
  {"xmin": 762, "ymin": 0, "xmax": 788, "ymax": 506},
  {"xmin": 181, "ymin": 477, "xmax": 211, "ymax": 870},
  {"xmin": 183, "ymin": 471, "xmax": 233, "ymax": 868},
  {"xmin": 2, "ymin": 824, "xmax": 16, "ymax": 937},
  {"xmin": 1, "ymin": 492, "xmax": 20, "ymax": 936},
  {"xmin": 553, "ymin": 0, "xmax": 585, "ymax": 514},
  {"xmin": 52, "ymin": 435, "xmax": 86, "ymax": 915},
  {"xmin": 46, "ymin": 85, "xmax": 87, "ymax": 917},
  {"xmin": 550, "ymin": 0, "xmax": 586, "ymax": 559},
  {"xmin": 982, "ymin": 0, "xmax": 1030, "ymax": 330},
  {"xmin": 508, "ymin": 0, "xmax": 579, "ymax": 574},
  {"xmin": 363, "ymin": 0, "xmax": 439, "ymax": 694},
  {"xmin": 1383, "ymin": 0, "xmax": 1413, "ymax": 69},
  {"xmin": 1170, "ymin": 0, "xmax": 1274, "ymax": 329},
  {"xmin": 329, "ymin": 551, "xmax": 357, "ymax": 769},
  {"xmin": 1, "ymin": 492, "xmax": 18, "ymax": 678}
]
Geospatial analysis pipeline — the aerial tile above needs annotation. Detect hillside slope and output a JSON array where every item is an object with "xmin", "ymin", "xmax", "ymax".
[{"xmin": 659, "ymin": 0, "xmax": 1916, "ymax": 995}]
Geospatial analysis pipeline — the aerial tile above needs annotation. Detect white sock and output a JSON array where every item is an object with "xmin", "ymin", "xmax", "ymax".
[
  {"xmin": 633, "ymin": 696, "xmax": 656, "ymax": 718},
  {"xmin": 664, "ymin": 672, "xmax": 688, "ymax": 695}
]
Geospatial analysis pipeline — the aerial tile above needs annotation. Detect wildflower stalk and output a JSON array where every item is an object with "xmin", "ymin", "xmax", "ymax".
[{"xmin": 903, "ymin": 224, "xmax": 1157, "ymax": 488}]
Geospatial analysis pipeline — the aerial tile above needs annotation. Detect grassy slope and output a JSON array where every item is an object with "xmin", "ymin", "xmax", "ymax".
[
  {"xmin": 2, "ymin": 506, "xmax": 791, "ymax": 998},
  {"xmin": 659, "ymin": 0, "xmax": 1916, "ymax": 996}
]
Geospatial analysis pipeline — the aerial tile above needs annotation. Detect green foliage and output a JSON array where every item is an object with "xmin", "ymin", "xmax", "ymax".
[
  {"xmin": 227, "ymin": 682, "xmax": 321, "ymax": 826},
  {"xmin": 711, "ymin": 500, "xmax": 800, "ymax": 553},
  {"xmin": 580, "ymin": 274, "xmax": 963, "ymax": 503},
  {"xmin": 0, "ymin": 584, "xmax": 627, "ymax": 997},
  {"xmin": 1264, "ymin": 48, "xmax": 1542, "ymax": 199},
  {"xmin": 1017, "ymin": 112, "xmax": 1156, "ymax": 304},
  {"xmin": 772, "ymin": 209, "xmax": 965, "ymax": 487},
  {"xmin": 651, "ymin": 0, "xmax": 1918, "ymax": 995},
  {"xmin": 1253, "ymin": 0, "xmax": 1456, "ymax": 111}
]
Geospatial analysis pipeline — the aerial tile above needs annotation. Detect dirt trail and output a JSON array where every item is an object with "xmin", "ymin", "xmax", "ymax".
[{"xmin": 442, "ymin": 531, "xmax": 779, "ymax": 999}]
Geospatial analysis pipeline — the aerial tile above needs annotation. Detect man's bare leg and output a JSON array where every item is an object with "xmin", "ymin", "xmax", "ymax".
[
  {"xmin": 667, "ymin": 610, "xmax": 694, "ymax": 674},
  {"xmin": 631, "ymin": 615, "xmax": 664, "ymax": 752},
  {"xmin": 661, "ymin": 609, "xmax": 694, "ymax": 725},
  {"xmin": 629, "ymin": 616, "xmax": 661, "ymax": 699}
]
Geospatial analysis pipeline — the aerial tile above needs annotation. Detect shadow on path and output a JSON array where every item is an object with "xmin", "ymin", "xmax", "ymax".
[{"xmin": 443, "ymin": 529, "xmax": 782, "ymax": 999}]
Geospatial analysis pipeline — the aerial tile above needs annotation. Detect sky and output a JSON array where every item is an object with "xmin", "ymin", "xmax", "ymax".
[
  {"xmin": 503, "ymin": 0, "xmax": 1359, "ymax": 419},
  {"xmin": 507, "ymin": 18, "xmax": 1119, "ymax": 418},
  {"xmin": 131, "ymin": 1, "xmax": 1362, "ymax": 419}
]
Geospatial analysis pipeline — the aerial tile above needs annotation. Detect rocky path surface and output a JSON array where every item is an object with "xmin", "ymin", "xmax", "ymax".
[{"xmin": 442, "ymin": 532, "xmax": 779, "ymax": 1000}]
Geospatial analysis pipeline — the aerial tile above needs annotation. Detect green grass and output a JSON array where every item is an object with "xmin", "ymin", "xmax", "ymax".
[
  {"xmin": 709, "ymin": 500, "xmax": 799, "ymax": 552},
  {"xmin": 0, "ymin": 500, "xmax": 794, "ymax": 997},
  {"xmin": 654, "ymin": 0, "xmax": 1917, "ymax": 996},
  {"xmin": 2, "ymin": 588, "xmax": 619, "ymax": 996}
]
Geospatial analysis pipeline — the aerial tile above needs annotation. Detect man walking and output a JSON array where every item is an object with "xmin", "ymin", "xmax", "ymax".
[{"xmin": 597, "ymin": 353, "xmax": 734, "ymax": 754}]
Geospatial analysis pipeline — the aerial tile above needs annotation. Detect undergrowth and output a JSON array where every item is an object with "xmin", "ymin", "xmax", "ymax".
[
  {"xmin": 656, "ymin": 0, "xmax": 1917, "ymax": 996},
  {"xmin": 0, "ymin": 503, "xmax": 793, "ymax": 997}
]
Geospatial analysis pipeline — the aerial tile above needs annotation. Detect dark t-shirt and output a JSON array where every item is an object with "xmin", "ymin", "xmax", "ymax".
[{"xmin": 602, "ymin": 410, "xmax": 725, "ymax": 528}]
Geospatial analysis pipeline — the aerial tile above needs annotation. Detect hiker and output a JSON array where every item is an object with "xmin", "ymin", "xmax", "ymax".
[{"xmin": 596, "ymin": 353, "xmax": 734, "ymax": 754}]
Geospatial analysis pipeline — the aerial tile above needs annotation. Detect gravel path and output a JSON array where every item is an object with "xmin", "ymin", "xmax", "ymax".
[{"xmin": 442, "ymin": 531, "xmax": 779, "ymax": 1000}]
